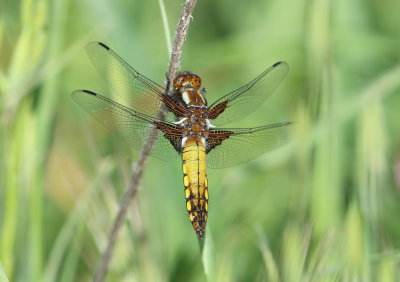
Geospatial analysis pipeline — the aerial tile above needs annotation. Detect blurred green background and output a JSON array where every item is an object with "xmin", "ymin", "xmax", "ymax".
[{"xmin": 1, "ymin": 0, "xmax": 400, "ymax": 281}]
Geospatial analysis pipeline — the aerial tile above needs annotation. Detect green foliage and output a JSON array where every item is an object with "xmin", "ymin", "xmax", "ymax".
[{"xmin": 1, "ymin": 0, "xmax": 400, "ymax": 281}]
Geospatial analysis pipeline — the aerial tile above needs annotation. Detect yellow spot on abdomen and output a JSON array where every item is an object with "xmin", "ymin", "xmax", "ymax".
[
  {"xmin": 183, "ymin": 175, "xmax": 189, "ymax": 187},
  {"xmin": 186, "ymin": 201, "xmax": 192, "ymax": 211},
  {"xmin": 205, "ymin": 189, "xmax": 209, "ymax": 200},
  {"xmin": 185, "ymin": 188, "xmax": 190, "ymax": 198}
]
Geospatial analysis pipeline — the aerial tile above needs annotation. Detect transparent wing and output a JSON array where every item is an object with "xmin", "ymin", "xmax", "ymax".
[
  {"xmin": 71, "ymin": 90, "xmax": 181, "ymax": 162},
  {"xmin": 206, "ymin": 122, "xmax": 291, "ymax": 168},
  {"xmin": 207, "ymin": 62, "xmax": 289, "ymax": 126},
  {"xmin": 85, "ymin": 41, "xmax": 170, "ymax": 117}
]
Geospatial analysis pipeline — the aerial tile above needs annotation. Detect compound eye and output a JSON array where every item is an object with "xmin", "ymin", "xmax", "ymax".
[
  {"xmin": 192, "ymin": 77, "xmax": 201, "ymax": 88},
  {"xmin": 174, "ymin": 77, "xmax": 183, "ymax": 88}
]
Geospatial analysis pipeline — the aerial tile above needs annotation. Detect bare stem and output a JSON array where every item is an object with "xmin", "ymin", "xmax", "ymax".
[{"xmin": 93, "ymin": 1, "xmax": 197, "ymax": 281}]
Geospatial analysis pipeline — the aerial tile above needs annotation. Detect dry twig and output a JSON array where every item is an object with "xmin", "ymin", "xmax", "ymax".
[{"xmin": 93, "ymin": 0, "xmax": 197, "ymax": 281}]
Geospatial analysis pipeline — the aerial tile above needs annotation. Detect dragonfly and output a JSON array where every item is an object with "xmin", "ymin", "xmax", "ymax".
[{"xmin": 72, "ymin": 42, "xmax": 291, "ymax": 239}]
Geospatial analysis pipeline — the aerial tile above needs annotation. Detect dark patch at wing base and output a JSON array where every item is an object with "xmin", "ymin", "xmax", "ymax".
[
  {"xmin": 206, "ymin": 122, "xmax": 292, "ymax": 168},
  {"xmin": 154, "ymin": 121, "xmax": 183, "ymax": 153},
  {"xmin": 71, "ymin": 89, "xmax": 181, "ymax": 162},
  {"xmin": 206, "ymin": 129, "xmax": 234, "ymax": 153},
  {"xmin": 207, "ymin": 62, "xmax": 289, "ymax": 126}
]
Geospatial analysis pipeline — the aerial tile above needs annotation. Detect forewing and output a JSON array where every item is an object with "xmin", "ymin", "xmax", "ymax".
[
  {"xmin": 206, "ymin": 122, "xmax": 291, "ymax": 168},
  {"xmin": 71, "ymin": 90, "xmax": 181, "ymax": 161},
  {"xmin": 85, "ymin": 41, "xmax": 170, "ymax": 117},
  {"xmin": 208, "ymin": 62, "xmax": 289, "ymax": 126}
]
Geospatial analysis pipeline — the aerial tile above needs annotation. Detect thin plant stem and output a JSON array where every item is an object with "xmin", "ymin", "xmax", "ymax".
[
  {"xmin": 92, "ymin": 1, "xmax": 197, "ymax": 281},
  {"xmin": 158, "ymin": 0, "xmax": 172, "ymax": 54}
]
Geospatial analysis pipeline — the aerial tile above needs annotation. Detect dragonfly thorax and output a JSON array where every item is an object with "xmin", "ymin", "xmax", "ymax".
[{"xmin": 175, "ymin": 105, "xmax": 209, "ymax": 148}]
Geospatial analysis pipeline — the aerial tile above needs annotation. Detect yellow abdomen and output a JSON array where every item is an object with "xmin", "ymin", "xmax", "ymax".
[{"xmin": 182, "ymin": 139, "xmax": 209, "ymax": 238}]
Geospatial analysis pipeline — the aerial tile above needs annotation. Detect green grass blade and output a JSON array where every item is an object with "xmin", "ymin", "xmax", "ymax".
[
  {"xmin": 0, "ymin": 262, "xmax": 10, "ymax": 282},
  {"xmin": 158, "ymin": 0, "xmax": 172, "ymax": 54},
  {"xmin": 199, "ymin": 231, "xmax": 215, "ymax": 281}
]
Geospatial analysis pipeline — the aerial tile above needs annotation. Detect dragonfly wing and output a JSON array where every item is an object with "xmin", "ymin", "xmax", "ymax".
[
  {"xmin": 71, "ymin": 90, "xmax": 182, "ymax": 161},
  {"xmin": 205, "ymin": 122, "xmax": 291, "ymax": 168},
  {"xmin": 208, "ymin": 62, "xmax": 289, "ymax": 126},
  {"xmin": 86, "ymin": 41, "xmax": 183, "ymax": 118}
]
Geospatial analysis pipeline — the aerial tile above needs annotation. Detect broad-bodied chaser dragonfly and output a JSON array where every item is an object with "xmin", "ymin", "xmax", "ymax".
[{"xmin": 72, "ymin": 42, "xmax": 291, "ymax": 239}]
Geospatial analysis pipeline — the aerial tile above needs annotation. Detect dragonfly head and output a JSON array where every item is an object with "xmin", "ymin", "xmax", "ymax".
[{"xmin": 173, "ymin": 71, "xmax": 202, "ymax": 91}]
